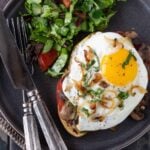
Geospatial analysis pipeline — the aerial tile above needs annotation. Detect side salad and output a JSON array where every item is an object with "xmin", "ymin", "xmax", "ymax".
[{"xmin": 25, "ymin": 0, "xmax": 124, "ymax": 77}]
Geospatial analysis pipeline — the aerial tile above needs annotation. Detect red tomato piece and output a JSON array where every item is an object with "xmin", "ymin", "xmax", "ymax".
[
  {"xmin": 56, "ymin": 78, "xmax": 65, "ymax": 112},
  {"xmin": 38, "ymin": 49, "xmax": 58, "ymax": 71},
  {"xmin": 62, "ymin": 0, "xmax": 71, "ymax": 8}
]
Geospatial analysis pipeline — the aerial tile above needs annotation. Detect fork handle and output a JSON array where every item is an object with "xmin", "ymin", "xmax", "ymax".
[
  {"xmin": 27, "ymin": 90, "xmax": 68, "ymax": 150},
  {"xmin": 23, "ymin": 102, "xmax": 41, "ymax": 150}
]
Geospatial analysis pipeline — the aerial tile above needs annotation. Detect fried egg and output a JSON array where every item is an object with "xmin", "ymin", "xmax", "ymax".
[{"xmin": 62, "ymin": 32, "xmax": 148, "ymax": 131}]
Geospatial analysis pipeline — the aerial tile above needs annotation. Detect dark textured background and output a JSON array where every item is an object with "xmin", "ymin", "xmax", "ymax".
[
  {"xmin": 0, "ymin": 1, "xmax": 27, "ymax": 150},
  {"xmin": 0, "ymin": 0, "xmax": 150, "ymax": 150},
  {"xmin": 0, "ymin": 0, "xmax": 8, "ymax": 9}
]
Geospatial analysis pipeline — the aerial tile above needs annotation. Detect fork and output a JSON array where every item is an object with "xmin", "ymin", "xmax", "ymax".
[{"xmin": 7, "ymin": 17, "xmax": 41, "ymax": 150}]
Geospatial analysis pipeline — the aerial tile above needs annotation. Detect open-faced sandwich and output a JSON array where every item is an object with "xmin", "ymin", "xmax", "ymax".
[{"xmin": 56, "ymin": 32, "xmax": 148, "ymax": 137}]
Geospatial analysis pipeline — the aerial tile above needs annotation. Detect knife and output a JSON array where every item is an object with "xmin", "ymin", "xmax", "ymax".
[{"xmin": 0, "ymin": 10, "xmax": 67, "ymax": 150}]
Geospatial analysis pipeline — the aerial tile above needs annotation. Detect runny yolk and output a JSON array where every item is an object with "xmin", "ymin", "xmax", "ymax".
[{"xmin": 101, "ymin": 48, "xmax": 138, "ymax": 86}]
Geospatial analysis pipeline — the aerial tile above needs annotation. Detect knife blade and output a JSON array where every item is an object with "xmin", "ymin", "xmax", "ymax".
[{"xmin": 0, "ymin": 10, "xmax": 68, "ymax": 150}]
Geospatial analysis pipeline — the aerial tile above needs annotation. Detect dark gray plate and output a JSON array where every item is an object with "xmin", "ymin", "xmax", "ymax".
[{"xmin": 0, "ymin": 0, "xmax": 150, "ymax": 149}]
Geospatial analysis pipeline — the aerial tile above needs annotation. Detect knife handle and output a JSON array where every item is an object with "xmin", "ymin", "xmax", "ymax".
[
  {"xmin": 23, "ymin": 102, "xmax": 41, "ymax": 150},
  {"xmin": 27, "ymin": 90, "xmax": 68, "ymax": 150}
]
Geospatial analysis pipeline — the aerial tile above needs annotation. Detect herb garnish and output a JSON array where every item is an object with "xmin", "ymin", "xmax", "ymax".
[
  {"xmin": 117, "ymin": 91, "xmax": 129, "ymax": 108},
  {"xmin": 122, "ymin": 51, "xmax": 136, "ymax": 69},
  {"xmin": 91, "ymin": 99, "xmax": 101, "ymax": 103},
  {"xmin": 87, "ymin": 88, "xmax": 104, "ymax": 103},
  {"xmin": 86, "ymin": 59, "xmax": 96, "ymax": 70},
  {"xmin": 82, "ymin": 51, "xmax": 99, "ymax": 87},
  {"xmin": 83, "ymin": 71, "xmax": 93, "ymax": 87},
  {"xmin": 88, "ymin": 88, "xmax": 104, "ymax": 97},
  {"xmin": 82, "ymin": 107, "xmax": 90, "ymax": 117},
  {"xmin": 117, "ymin": 91, "xmax": 129, "ymax": 100}
]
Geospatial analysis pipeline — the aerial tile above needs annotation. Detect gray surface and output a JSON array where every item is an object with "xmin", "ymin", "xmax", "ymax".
[
  {"xmin": 0, "ymin": 0, "xmax": 12, "ymax": 147},
  {"xmin": 0, "ymin": 127, "xmax": 7, "ymax": 150},
  {"xmin": 0, "ymin": 0, "xmax": 150, "ymax": 150},
  {"xmin": 0, "ymin": 129, "xmax": 7, "ymax": 143},
  {"xmin": 0, "ymin": 1, "xmax": 21, "ymax": 150},
  {"xmin": 0, "ymin": 2, "xmax": 10, "ymax": 145}
]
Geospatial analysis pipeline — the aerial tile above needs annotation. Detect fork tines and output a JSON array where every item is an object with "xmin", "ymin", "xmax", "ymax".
[{"xmin": 6, "ymin": 17, "xmax": 28, "ymax": 61}]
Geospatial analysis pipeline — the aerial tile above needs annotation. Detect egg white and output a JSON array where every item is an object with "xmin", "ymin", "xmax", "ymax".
[{"xmin": 62, "ymin": 32, "xmax": 148, "ymax": 131}]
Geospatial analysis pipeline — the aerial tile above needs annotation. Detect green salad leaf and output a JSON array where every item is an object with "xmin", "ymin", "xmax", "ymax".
[
  {"xmin": 24, "ymin": 0, "xmax": 126, "ymax": 77},
  {"xmin": 47, "ymin": 48, "xmax": 68, "ymax": 77},
  {"xmin": 27, "ymin": 0, "xmax": 41, "ymax": 4}
]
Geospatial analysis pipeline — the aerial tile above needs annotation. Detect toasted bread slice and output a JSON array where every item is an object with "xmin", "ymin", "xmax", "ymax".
[{"xmin": 58, "ymin": 110, "xmax": 86, "ymax": 137}]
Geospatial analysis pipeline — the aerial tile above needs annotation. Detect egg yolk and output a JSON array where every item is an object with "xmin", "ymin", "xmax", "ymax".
[{"xmin": 101, "ymin": 48, "xmax": 138, "ymax": 86}]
